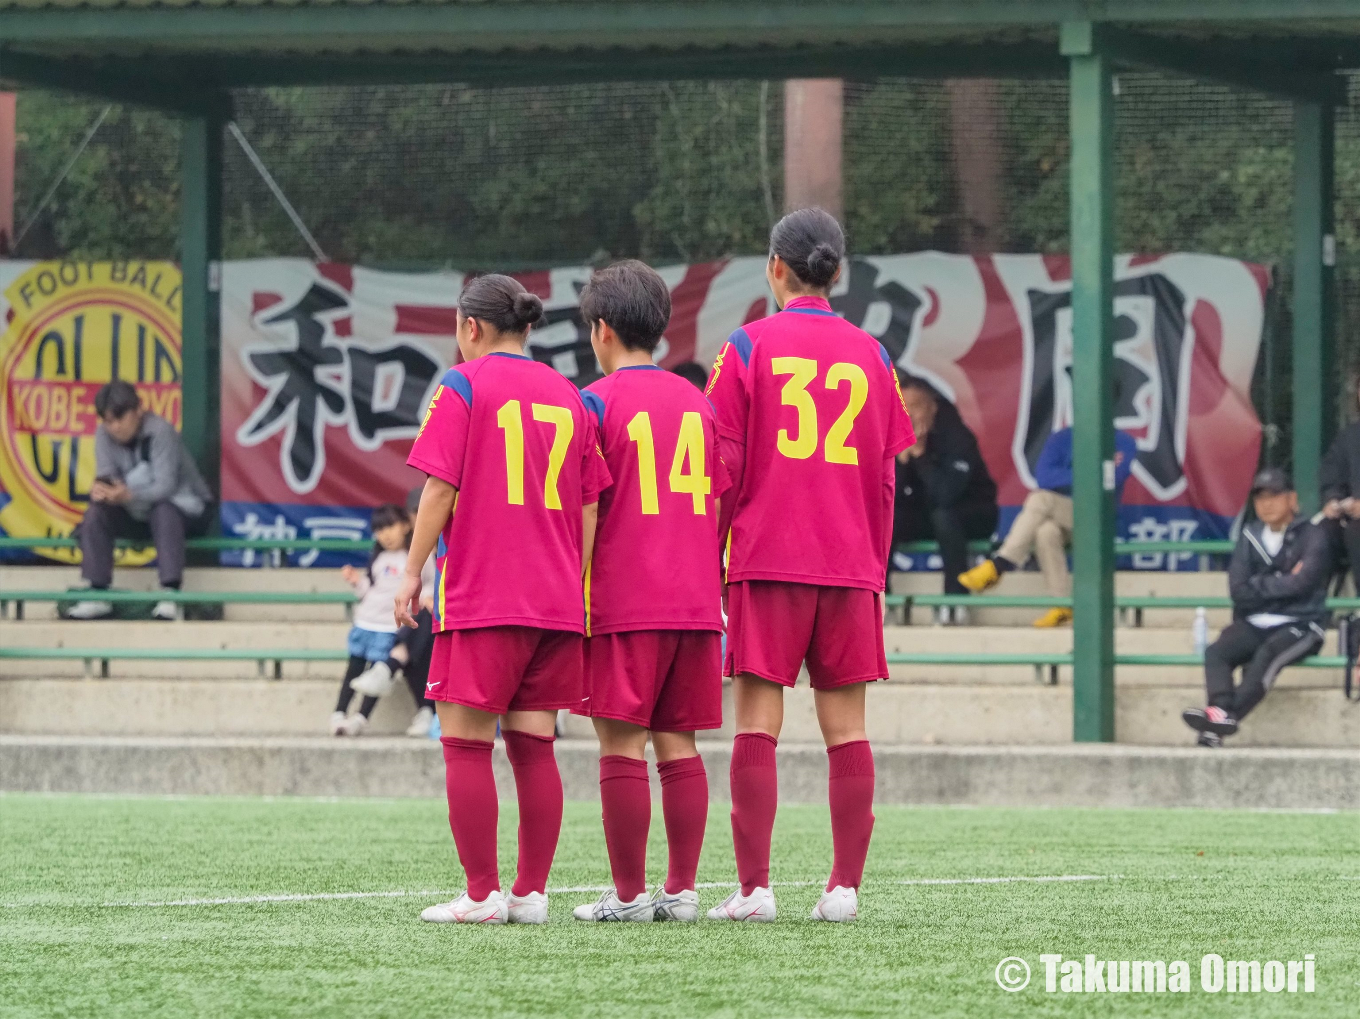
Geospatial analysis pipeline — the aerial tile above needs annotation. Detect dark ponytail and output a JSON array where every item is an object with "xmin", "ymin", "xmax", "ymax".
[
  {"xmin": 458, "ymin": 274, "xmax": 544, "ymax": 334},
  {"xmin": 769, "ymin": 207, "xmax": 845, "ymax": 290}
]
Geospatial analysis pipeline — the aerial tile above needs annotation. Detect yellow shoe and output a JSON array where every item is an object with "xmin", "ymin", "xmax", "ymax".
[
  {"xmin": 1033, "ymin": 607, "xmax": 1074, "ymax": 628},
  {"xmin": 957, "ymin": 559, "xmax": 1000, "ymax": 594}
]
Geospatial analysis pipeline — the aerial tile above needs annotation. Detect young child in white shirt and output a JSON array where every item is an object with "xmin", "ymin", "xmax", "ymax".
[{"xmin": 330, "ymin": 504, "xmax": 433, "ymax": 736}]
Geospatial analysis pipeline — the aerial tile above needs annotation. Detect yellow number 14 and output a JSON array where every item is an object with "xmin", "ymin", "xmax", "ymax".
[{"xmin": 626, "ymin": 410, "xmax": 711, "ymax": 515}]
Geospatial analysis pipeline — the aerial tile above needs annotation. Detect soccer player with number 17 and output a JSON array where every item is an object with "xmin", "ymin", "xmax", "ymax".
[
  {"xmin": 705, "ymin": 208, "xmax": 915, "ymax": 923},
  {"xmin": 397, "ymin": 274, "xmax": 612, "ymax": 925}
]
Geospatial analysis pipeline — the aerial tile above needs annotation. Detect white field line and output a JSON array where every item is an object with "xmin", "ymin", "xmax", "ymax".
[{"xmin": 0, "ymin": 873, "xmax": 1119, "ymax": 910}]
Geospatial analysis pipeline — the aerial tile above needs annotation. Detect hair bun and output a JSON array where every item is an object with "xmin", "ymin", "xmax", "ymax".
[
  {"xmin": 513, "ymin": 291, "xmax": 544, "ymax": 327},
  {"xmin": 806, "ymin": 242, "xmax": 840, "ymax": 284}
]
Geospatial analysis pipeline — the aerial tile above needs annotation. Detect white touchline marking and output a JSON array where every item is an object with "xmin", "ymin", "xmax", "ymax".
[{"xmin": 37, "ymin": 873, "xmax": 1116, "ymax": 910}]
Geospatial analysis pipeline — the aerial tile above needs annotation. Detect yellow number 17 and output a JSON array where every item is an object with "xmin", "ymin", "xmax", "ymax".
[
  {"xmin": 771, "ymin": 357, "xmax": 869, "ymax": 465},
  {"xmin": 497, "ymin": 400, "xmax": 574, "ymax": 509}
]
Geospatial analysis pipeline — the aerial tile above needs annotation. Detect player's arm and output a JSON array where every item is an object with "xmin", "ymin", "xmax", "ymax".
[
  {"xmin": 582, "ymin": 501, "xmax": 599, "ymax": 579},
  {"xmin": 397, "ymin": 475, "xmax": 456, "ymax": 628}
]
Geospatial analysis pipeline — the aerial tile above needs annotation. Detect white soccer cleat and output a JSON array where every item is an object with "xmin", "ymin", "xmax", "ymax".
[
  {"xmin": 420, "ymin": 889, "xmax": 508, "ymax": 924},
  {"xmin": 573, "ymin": 888, "xmax": 654, "ymax": 922},
  {"xmin": 405, "ymin": 705, "xmax": 435, "ymax": 738},
  {"xmin": 341, "ymin": 713, "xmax": 368, "ymax": 737},
  {"xmin": 506, "ymin": 890, "xmax": 549, "ymax": 924},
  {"xmin": 329, "ymin": 711, "xmax": 347, "ymax": 736},
  {"xmin": 651, "ymin": 886, "xmax": 699, "ymax": 922},
  {"xmin": 810, "ymin": 885, "xmax": 858, "ymax": 922},
  {"xmin": 706, "ymin": 886, "xmax": 776, "ymax": 922},
  {"xmin": 66, "ymin": 599, "xmax": 113, "ymax": 620},
  {"xmin": 352, "ymin": 660, "xmax": 396, "ymax": 697}
]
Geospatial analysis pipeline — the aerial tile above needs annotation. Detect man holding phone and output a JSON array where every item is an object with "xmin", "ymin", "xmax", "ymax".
[{"xmin": 67, "ymin": 380, "xmax": 213, "ymax": 621}]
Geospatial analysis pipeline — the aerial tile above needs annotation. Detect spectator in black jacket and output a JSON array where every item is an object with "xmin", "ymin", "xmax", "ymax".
[
  {"xmin": 1182, "ymin": 468, "xmax": 1329, "ymax": 748},
  {"xmin": 892, "ymin": 376, "xmax": 998, "ymax": 623},
  {"xmin": 1319, "ymin": 382, "xmax": 1360, "ymax": 587}
]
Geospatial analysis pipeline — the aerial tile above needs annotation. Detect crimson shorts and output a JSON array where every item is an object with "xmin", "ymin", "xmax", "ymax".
[
  {"xmin": 426, "ymin": 626, "xmax": 582, "ymax": 714},
  {"xmin": 578, "ymin": 629, "xmax": 724, "ymax": 732},
  {"xmin": 724, "ymin": 580, "xmax": 886, "ymax": 689}
]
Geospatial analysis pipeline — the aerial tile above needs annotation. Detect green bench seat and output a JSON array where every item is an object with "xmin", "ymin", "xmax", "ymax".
[
  {"xmin": 0, "ymin": 589, "xmax": 356, "ymax": 621},
  {"xmin": 0, "ymin": 646, "xmax": 351, "ymax": 678}
]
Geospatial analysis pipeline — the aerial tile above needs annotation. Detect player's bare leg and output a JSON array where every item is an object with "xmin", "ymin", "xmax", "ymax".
[
  {"xmin": 811, "ymin": 682, "xmax": 873, "ymax": 922},
  {"xmin": 576, "ymin": 718, "xmax": 654, "ymax": 921},
  {"xmin": 651, "ymin": 730, "xmax": 706, "ymax": 920},
  {"xmin": 423, "ymin": 702, "xmax": 506, "ymax": 924},
  {"xmin": 710, "ymin": 674, "xmax": 782, "ymax": 921}
]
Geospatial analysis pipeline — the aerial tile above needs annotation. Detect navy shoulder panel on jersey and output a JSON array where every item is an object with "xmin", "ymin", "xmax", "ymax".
[
  {"xmin": 581, "ymin": 388, "xmax": 606, "ymax": 428},
  {"xmin": 728, "ymin": 328, "xmax": 754, "ymax": 366},
  {"xmin": 440, "ymin": 367, "xmax": 473, "ymax": 407},
  {"xmin": 878, "ymin": 343, "xmax": 896, "ymax": 374}
]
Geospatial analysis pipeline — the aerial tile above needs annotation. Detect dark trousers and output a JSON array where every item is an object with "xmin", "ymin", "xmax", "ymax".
[
  {"xmin": 895, "ymin": 498, "xmax": 998, "ymax": 594},
  {"xmin": 1205, "ymin": 619, "xmax": 1324, "ymax": 720},
  {"xmin": 78, "ymin": 500, "xmax": 207, "ymax": 589},
  {"xmin": 1329, "ymin": 517, "xmax": 1360, "ymax": 591},
  {"xmin": 335, "ymin": 656, "xmax": 380, "ymax": 719},
  {"xmin": 393, "ymin": 608, "xmax": 435, "ymax": 709}
]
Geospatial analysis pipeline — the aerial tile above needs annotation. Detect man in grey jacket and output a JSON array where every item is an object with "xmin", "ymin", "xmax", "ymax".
[
  {"xmin": 68, "ymin": 380, "xmax": 213, "ymax": 621},
  {"xmin": 1181, "ymin": 468, "xmax": 1330, "ymax": 747}
]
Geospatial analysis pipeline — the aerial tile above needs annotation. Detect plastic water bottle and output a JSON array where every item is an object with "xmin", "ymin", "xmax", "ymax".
[{"xmin": 1192, "ymin": 607, "xmax": 1209, "ymax": 658}]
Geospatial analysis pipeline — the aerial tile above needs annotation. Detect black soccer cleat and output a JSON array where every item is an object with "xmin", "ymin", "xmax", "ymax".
[{"xmin": 1182, "ymin": 706, "xmax": 1239, "ymax": 737}]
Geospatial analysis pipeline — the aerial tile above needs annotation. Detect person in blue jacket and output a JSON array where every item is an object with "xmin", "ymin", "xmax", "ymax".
[{"xmin": 959, "ymin": 423, "xmax": 1138, "ymax": 627}]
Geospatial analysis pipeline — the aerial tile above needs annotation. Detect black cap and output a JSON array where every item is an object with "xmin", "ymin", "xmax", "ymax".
[{"xmin": 1250, "ymin": 467, "xmax": 1292, "ymax": 495}]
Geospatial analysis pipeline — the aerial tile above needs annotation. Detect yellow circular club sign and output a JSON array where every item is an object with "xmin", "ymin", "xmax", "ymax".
[{"xmin": 0, "ymin": 261, "xmax": 183, "ymax": 563}]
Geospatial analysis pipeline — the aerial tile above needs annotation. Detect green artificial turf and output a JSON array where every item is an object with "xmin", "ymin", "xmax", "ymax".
[{"xmin": 1, "ymin": 794, "xmax": 1357, "ymax": 1018}]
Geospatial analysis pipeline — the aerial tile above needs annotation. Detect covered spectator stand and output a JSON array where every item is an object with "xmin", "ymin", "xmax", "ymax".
[{"xmin": 0, "ymin": 0, "xmax": 1352, "ymax": 741}]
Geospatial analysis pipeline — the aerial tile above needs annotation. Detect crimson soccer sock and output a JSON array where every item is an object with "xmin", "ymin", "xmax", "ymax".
[
  {"xmin": 657, "ymin": 755, "xmax": 708, "ymax": 894},
  {"xmin": 599, "ymin": 755, "xmax": 651, "ymax": 902},
  {"xmin": 439, "ymin": 736, "xmax": 500, "ymax": 902},
  {"xmin": 729, "ymin": 732, "xmax": 778, "ymax": 895},
  {"xmin": 826, "ymin": 740, "xmax": 876, "ymax": 891},
  {"xmin": 503, "ymin": 730, "xmax": 564, "ymax": 897}
]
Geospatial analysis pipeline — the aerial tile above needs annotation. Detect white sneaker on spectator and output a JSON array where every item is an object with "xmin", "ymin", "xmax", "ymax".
[
  {"xmin": 507, "ymin": 890, "xmax": 549, "ymax": 924},
  {"xmin": 67, "ymin": 599, "xmax": 113, "ymax": 620},
  {"xmin": 933, "ymin": 605, "xmax": 952, "ymax": 626},
  {"xmin": 811, "ymin": 885, "xmax": 858, "ymax": 922},
  {"xmin": 341, "ymin": 713, "xmax": 368, "ymax": 737},
  {"xmin": 352, "ymin": 660, "xmax": 395, "ymax": 697},
  {"xmin": 330, "ymin": 711, "xmax": 347, "ymax": 736},
  {"xmin": 151, "ymin": 592, "xmax": 179, "ymax": 621},
  {"xmin": 405, "ymin": 706, "xmax": 434, "ymax": 738},
  {"xmin": 421, "ymin": 890, "xmax": 508, "ymax": 924},
  {"xmin": 951, "ymin": 605, "xmax": 970, "ymax": 626}
]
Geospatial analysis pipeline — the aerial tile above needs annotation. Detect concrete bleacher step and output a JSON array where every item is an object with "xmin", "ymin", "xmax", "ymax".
[
  {"xmin": 3, "ymin": 676, "xmax": 1356, "ymax": 747},
  {"xmin": 4, "ymin": 735, "xmax": 1358, "ymax": 809}
]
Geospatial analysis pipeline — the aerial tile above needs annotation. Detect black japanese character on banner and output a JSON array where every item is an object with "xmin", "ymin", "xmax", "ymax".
[
  {"xmin": 526, "ymin": 282, "xmax": 601, "ymax": 388},
  {"xmin": 348, "ymin": 344, "xmax": 442, "ymax": 445},
  {"xmin": 237, "ymin": 283, "xmax": 349, "ymax": 492},
  {"xmin": 1021, "ymin": 272, "xmax": 1190, "ymax": 499},
  {"xmin": 830, "ymin": 259, "xmax": 924, "ymax": 366}
]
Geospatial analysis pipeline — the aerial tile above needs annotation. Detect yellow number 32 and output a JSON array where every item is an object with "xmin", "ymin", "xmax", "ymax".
[{"xmin": 771, "ymin": 357, "xmax": 868, "ymax": 465}]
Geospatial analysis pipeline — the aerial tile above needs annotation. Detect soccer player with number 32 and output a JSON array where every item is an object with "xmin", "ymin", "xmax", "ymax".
[
  {"xmin": 705, "ymin": 208, "xmax": 915, "ymax": 923},
  {"xmin": 398, "ymin": 274, "xmax": 612, "ymax": 926}
]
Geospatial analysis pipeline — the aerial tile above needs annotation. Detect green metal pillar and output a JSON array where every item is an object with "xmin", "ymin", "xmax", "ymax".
[
  {"xmin": 1062, "ymin": 22, "xmax": 1116, "ymax": 742},
  {"xmin": 1292, "ymin": 101, "xmax": 1334, "ymax": 515},
  {"xmin": 180, "ymin": 112, "xmax": 224, "ymax": 497}
]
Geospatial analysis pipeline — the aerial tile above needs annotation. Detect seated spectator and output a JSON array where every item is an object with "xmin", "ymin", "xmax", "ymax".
[
  {"xmin": 670, "ymin": 361, "xmax": 709, "ymax": 391},
  {"xmin": 958, "ymin": 419, "xmax": 1138, "ymax": 627},
  {"xmin": 892, "ymin": 376, "xmax": 997, "ymax": 624},
  {"xmin": 68, "ymin": 381, "xmax": 212, "ymax": 621},
  {"xmin": 1182, "ymin": 469, "xmax": 1328, "ymax": 748},
  {"xmin": 1319, "ymin": 375, "xmax": 1360, "ymax": 586}
]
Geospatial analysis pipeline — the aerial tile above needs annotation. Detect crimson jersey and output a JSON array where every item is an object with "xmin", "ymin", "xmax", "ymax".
[
  {"xmin": 706, "ymin": 295, "xmax": 915, "ymax": 590},
  {"xmin": 582, "ymin": 366, "xmax": 729, "ymax": 634},
  {"xmin": 407, "ymin": 352, "xmax": 612, "ymax": 633}
]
